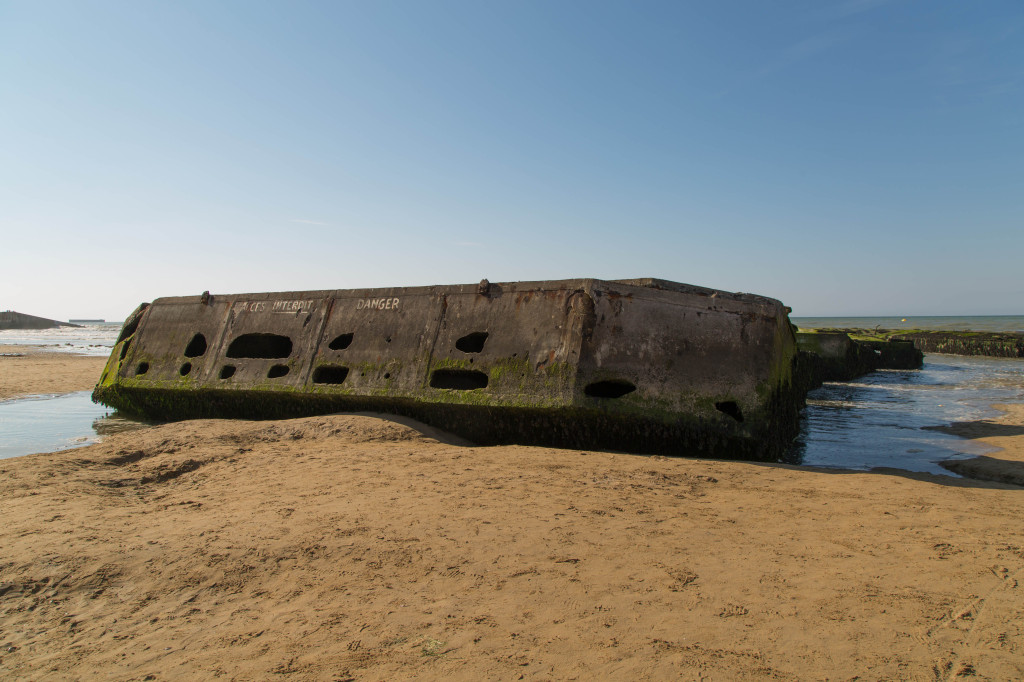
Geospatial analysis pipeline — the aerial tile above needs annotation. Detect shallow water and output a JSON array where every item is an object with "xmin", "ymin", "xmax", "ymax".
[
  {"xmin": 2, "ymin": 356, "xmax": 1022, "ymax": 475},
  {"xmin": 0, "ymin": 392, "xmax": 146, "ymax": 460},
  {"xmin": 789, "ymin": 355, "xmax": 1024, "ymax": 475}
]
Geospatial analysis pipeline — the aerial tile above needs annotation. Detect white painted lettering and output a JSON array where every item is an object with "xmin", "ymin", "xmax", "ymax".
[{"xmin": 355, "ymin": 297, "xmax": 400, "ymax": 311}]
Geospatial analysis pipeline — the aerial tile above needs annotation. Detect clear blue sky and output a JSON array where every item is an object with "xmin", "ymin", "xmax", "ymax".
[{"xmin": 2, "ymin": 0, "xmax": 1021, "ymax": 321}]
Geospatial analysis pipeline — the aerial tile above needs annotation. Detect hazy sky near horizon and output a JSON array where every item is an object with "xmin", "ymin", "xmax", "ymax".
[{"xmin": 2, "ymin": 0, "xmax": 1022, "ymax": 321}]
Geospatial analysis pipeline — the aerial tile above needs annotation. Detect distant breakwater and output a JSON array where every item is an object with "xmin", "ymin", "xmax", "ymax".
[
  {"xmin": 813, "ymin": 329, "xmax": 1024, "ymax": 359},
  {"xmin": 888, "ymin": 330, "xmax": 1024, "ymax": 358},
  {"xmin": 793, "ymin": 328, "xmax": 1022, "ymax": 414},
  {"xmin": 795, "ymin": 331, "xmax": 923, "ymax": 391}
]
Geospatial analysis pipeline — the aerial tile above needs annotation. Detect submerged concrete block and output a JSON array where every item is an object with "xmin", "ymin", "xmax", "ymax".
[
  {"xmin": 93, "ymin": 278, "xmax": 805, "ymax": 459},
  {"xmin": 795, "ymin": 331, "xmax": 875, "ymax": 383},
  {"xmin": 890, "ymin": 331, "xmax": 1023, "ymax": 359},
  {"xmin": 796, "ymin": 331, "xmax": 924, "ymax": 385}
]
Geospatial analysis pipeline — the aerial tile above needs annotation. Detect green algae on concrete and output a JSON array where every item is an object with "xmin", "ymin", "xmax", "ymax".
[
  {"xmin": 889, "ymin": 331, "xmax": 1024, "ymax": 358},
  {"xmin": 795, "ymin": 329, "xmax": 923, "ymax": 386},
  {"xmin": 800, "ymin": 328, "xmax": 1023, "ymax": 359}
]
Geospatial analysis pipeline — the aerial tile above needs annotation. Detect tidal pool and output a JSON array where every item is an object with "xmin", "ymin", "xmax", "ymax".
[{"xmin": 0, "ymin": 391, "xmax": 146, "ymax": 460}]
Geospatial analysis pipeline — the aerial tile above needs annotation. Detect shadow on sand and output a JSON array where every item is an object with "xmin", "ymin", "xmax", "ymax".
[
  {"xmin": 924, "ymin": 420, "xmax": 1024, "ymax": 440},
  {"xmin": 354, "ymin": 412, "xmax": 1024, "ymax": 491}
]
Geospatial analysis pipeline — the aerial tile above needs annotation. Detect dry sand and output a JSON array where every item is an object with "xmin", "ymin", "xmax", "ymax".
[{"xmin": 2, "ymin": 348, "xmax": 1024, "ymax": 680}]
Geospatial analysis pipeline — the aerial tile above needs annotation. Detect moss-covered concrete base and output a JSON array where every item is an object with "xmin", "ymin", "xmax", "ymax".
[{"xmin": 93, "ymin": 381, "xmax": 806, "ymax": 462}]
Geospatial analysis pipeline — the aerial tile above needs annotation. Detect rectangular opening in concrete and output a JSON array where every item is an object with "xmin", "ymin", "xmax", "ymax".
[
  {"xmin": 312, "ymin": 365, "xmax": 349, "ymax": 385},
  {"xmin": 117, "ymin": 316, "xmax": 141, "ymax": 344},
  {"xmin": 584, "ymin": 380, "xmax": 636, "ymax": 398},
  {"xmin": 455, "ymin": 332, "xmax": 488, "ymax": 353},
  {"xmin": 430, "ymin": 369, "xmax": 488, "ymax": 390},
  {"xmin": 267, "ymin": 365, "xmax": 290, "ymax": 379},
  {"xmin": 328, "ymin": 333, "xmax": 353, "ymax": 350},
  {"xmin": 184, "ymin": 333, "xmax": 207, "ymax": 358},
  {"xmin": 227, "ymin": 333, "xmax": 293, "ymax": 359},
  {"xmin": 715, "ymin": 401, "xmax": 744, "ymax": 422}
]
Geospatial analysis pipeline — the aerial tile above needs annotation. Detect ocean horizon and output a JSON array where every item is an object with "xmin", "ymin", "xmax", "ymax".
[{"xmin": 791, "ymin": 315, "xmax": 1024, "ymax": 333}]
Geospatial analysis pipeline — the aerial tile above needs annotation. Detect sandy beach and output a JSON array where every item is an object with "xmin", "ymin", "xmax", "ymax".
[
  {"xmin": 2, "ymin": 348, "xmax": 1024, "ymax": 679},
  {"xmin": 0, "ymin": 346, "xmax": 107, "ymax": 401}
]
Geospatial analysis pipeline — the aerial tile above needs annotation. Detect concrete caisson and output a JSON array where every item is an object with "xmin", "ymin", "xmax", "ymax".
[
  {"xmin": 0, "ymin": 311, "xmax": 81, "ymax": 330},
  {"xmin": 93, "ymin": 278, "xmax": 806, "ymax": 460}
]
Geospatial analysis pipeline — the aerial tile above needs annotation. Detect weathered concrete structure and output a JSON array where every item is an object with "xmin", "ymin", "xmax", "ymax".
[
  {"xmin": 795, "ymin": 332, "xmax": 870, "ymax": 382},
  {"xmin": 0, "ymin": 311, "xmax": 81, "ymax": 330},
  {"xmin": 795, "ymin": 331, "xmax": 923, "ymax": 387},
  {"xmin": 93, "ymin": 278, "xmax": 806, "ymax": 459}
]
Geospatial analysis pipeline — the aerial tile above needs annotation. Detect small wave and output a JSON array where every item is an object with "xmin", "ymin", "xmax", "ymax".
[
  {"xmin": 802, "ymin": 395, "xmax": 860, "ymax": 405},
  {"xmin": 0, "ymin": 324, "xmax": 120, "ymax": 356},
  {"xmin": 821, "ymin": 381, "xmax": 949, "ymax": 391}
]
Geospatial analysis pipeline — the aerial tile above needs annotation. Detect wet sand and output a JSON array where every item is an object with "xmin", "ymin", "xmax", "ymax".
[
  {"xmin": 936, "ymin": 404, "xmax": 1024, "ymax": 486},
  {"xmin": 2, "ymin": 347, "xmax": 1024, "ymax": 679},
  {"xmin": 0, "ymin": 346, "xmax": 107, "ymax": 400}
]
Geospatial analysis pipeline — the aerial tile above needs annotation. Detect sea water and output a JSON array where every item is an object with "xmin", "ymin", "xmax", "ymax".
[
  {"xmin": 0, "ymin": 322, "xmax": 122, "ymax": 356},
  {"xmin": 0, "ymin": 392, "xmax": 146, "ymax": 460},
  {"xmin": 789, "ymin": 355, "xmax": 1024, "ymax": 475},
  {"xmin": 4, "ymin": 357, "xmax": 1020, "ymax": 473},
  {"xmin": 786, "ymin": 315, "xmax": 1024, "ymax": 474},
  {"xmin": 0, "ymin": 323, "xmax": 139, "ymax": 459}
]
